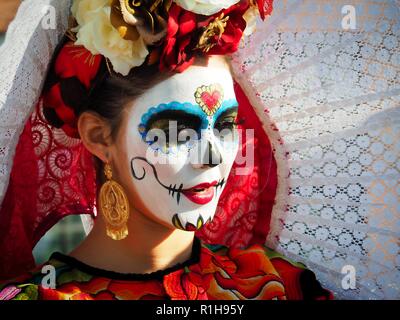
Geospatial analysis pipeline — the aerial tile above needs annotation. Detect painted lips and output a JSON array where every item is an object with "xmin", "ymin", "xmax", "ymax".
[{"xmin": 181, "ymin": 181, "xmax": 218, "ymax": 205}]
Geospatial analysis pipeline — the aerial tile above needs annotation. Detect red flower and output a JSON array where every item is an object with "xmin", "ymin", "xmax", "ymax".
[
  {"xmin": 159, "ymin": 1, "xmax": 263, "ymax": 72},
  {"xmin": 159, "ymin": 3, "xmax": 198, "ymax": 73},
  {"xmin": 54, "ymin": 42, "xmax": 103, "ymax": 90},
  {"xmin": 199, "ymin": 1, "xmax": 249, "ymax": 55},
  {"xmin": 42, "ymin": 42, "xmax": 103, "ymax": 138}
]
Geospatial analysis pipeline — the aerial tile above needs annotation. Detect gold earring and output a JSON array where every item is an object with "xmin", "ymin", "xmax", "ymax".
[{"xmin": 98, "ymin": 163, "xmax": 129, "ymax": 240}]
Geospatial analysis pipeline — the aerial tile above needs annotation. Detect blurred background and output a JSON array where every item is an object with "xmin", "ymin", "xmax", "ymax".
[
  {"xmin": 0, "ymin": 0, "xmax": 22, "ymax": 45},
  {"xmin": 0, "ymin": 0, "xmax": 87, "ymax": 264}
]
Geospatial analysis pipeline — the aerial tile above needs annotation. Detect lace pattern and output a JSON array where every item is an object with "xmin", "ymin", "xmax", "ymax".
[
  {"xmin": 231, "ymin": 0, "xmax": 400, "ymax": 299},
  {"xmin": 0, "ymin": 0, "xmax": 71, "ymax": 210}
]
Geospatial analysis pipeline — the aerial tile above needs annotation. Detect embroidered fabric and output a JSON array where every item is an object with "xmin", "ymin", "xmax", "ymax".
[
  {"xmin": 0, "ymin": 0, "xmax": 70, "ymax": 207},
  {"xmin": 0, "ymin": 0, "xmax": 100, "ymax": 273},
  {"xmin": 231, "ymin": 0, "xmax": 400, "ymax": 299}
]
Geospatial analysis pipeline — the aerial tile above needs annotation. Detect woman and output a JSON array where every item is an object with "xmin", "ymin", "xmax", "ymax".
[{"xmin": 0, "ymin": 0, "xmax": 332, "ymax": 300}]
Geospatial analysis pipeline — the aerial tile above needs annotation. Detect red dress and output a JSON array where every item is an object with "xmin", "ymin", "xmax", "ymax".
[{"xmin": 0, "ymin": 237, "xmax": 333, "ymax": 300}]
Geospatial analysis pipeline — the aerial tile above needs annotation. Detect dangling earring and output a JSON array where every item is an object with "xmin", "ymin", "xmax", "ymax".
[{"xmin": 98, "ymin": 163, "xmax": 129, "ymax": 240}]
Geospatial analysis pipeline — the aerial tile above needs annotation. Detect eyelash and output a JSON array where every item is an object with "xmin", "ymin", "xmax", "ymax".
[
  {"xmin": 215, "ymin": 122, "xmax": 236, "ymax": 131},
  {"xmin": 214, "ymin": 116, "xmax": 243, "ymax": 130},
  {"xmin": 162, "ymin": 124, "xmax": 201, "ymax": 137},
  {"xmin": 143, "ymin": 116, "xmax": 244, "ymax": 148}
]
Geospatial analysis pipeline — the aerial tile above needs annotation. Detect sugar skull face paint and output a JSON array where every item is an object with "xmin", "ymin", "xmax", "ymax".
[
  {"xmin": 137, "ymin": 95, "xmax": 238, "ymax": 155},
  {"xmin": 114, "ymin": 57, "xmax": 239, "ymax": 231}
]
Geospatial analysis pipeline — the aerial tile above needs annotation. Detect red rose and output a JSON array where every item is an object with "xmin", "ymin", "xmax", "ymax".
[
  {"xmin": 54, "ymin": 42, "xmax": 103, "ymax": 90},
  {"xmin": 159, "ymin": 3, "xmax": 198, "ymax": 73},
  {"xmin": 159, "ymin": 1, "xmax": 275, "ymax": 73},
  {"xmin": 200, "ymin": 1, "xmax": 249, "ymax": 55},
  {"xmin": 42, "ymin": 41, "xmax": 103, "ymax": 138}
]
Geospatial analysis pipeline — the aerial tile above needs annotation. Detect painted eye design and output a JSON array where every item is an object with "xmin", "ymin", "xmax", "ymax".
[
  {"xmin": 213, "ymin": 108, "xmax": 239, "ymax": 143},
  {"xmin": 214, "ymin": 116, "xmax": 238, "ymax": 131},
  {"xmin": 165, "ymin": 122, "xmax": 201, "ymax": 147},
  {"xmin": 141, "ymin": 111, "xmax": 203, "ymax": 152}
]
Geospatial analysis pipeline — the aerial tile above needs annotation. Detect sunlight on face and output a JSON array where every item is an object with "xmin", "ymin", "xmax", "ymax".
[{"xmin": 113, "ymin": 56, "xmax": 239, "ymax": 231}]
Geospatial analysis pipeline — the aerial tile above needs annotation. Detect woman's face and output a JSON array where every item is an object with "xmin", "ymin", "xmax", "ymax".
[{"xmin": 112, "ymin": 56, "xmax": 239, "ymax": 231}]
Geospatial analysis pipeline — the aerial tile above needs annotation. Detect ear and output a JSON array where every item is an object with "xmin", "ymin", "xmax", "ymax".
[{"xmin": 77, "ymin": 111, "xmax": 113, "ymax": 163}]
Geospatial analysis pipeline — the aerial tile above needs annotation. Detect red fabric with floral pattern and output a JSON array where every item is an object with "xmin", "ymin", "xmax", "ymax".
[{"xmin": 0, "ymin": 239, "xmax": 332, "ymax": 300}]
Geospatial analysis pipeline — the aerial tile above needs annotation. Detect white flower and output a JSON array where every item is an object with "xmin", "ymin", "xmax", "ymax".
[
  {"xmin": 71, "ymin": 0, "xmax": 111, "ymax": 26},
  {"xmin": 71, "ymin": 0, "xmax": 149, "ymax": 76},
  {"xmin": 173, "ymin": 0, "xmax": 240, "ymax": 15},
  {"xmin": 243, "ymin": 6, "xmax": 259, "ymax": 36}
]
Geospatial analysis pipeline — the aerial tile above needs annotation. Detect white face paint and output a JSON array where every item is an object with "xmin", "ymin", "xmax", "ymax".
[{"xmin": 122, "ymin": 57, "xmax": 239, "ymax": 231}]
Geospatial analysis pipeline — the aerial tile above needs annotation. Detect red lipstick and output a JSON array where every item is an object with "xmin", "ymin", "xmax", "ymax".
[{"xmin": 182, "ymin": 181, "xmax": 218, "ymax": 205}]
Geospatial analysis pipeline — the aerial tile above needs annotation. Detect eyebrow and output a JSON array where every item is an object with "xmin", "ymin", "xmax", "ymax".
[{"xmin": 144, "ymin": 109, "xmax": 203, "ymax": 132}]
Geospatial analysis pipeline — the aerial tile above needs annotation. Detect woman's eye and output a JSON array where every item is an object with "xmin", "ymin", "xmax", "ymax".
[
  {"xmin": 177, "ymin": 124, "xmax": 190, "ymax": 132},
  {"xmin": 177, "ymin": 125, "xmax": 200, "ymax": 144},
  {"xmin": 221, "ymin": 121, "xmax": 237, "ymax": 129},
  {"xmin": 155, "ymin": 123, "xmax": 200, "ymax": 147},
  {"xmin": 215, "ymin": 117, "xmax": 238, "ymax": 131},
  {"xmin": 213, "ymin": 115, "xmax": 239, "ymax": 143},
  {"xmin": 143, "ymin": 111, "xmax": 203, "ymax": 151}
]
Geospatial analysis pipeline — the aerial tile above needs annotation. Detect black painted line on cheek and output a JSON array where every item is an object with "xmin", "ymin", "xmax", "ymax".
[
  {"xmin": 130, "ymin": 156, "xmax": 185, "ymax": 206},
  {"xmin": 176, "ymin": 183, "xmax": 183, "ymax": 205}
]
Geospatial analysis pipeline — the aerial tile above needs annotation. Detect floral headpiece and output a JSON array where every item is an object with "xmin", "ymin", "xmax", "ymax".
[
  {"xmin": 70, "ymin": 0, "xmax": 273, "ymax": 75},
  {"xmin": 43, "ymin": 0, "xmax": 273, "ymax": 138}
]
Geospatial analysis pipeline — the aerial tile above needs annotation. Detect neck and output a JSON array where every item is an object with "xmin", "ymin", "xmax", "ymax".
[{"xmin": 69, "ymin": 206, "xmax": 196, "ymax": 274}]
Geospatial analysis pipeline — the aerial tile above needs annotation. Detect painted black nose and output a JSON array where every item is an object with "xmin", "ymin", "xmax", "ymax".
[{"xmin": 205, "ymin": 141, "xmax": 222, "ymax": 168}]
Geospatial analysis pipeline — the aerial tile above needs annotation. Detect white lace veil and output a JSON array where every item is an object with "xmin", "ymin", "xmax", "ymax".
[
  {"xmin": 0, "ymin": 0, "xmax": 399, "ymax": 299},
  {"xmin": 0, "ymin": 0, "xmax": 70, "ymax": 207},
  {"xmin": 231, "ymin": 0, "xmax": 400, "ymax": 299}
]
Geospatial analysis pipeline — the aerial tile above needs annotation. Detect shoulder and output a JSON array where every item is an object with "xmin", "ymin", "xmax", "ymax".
[
  {"xmin": 262, "ymin": 246, "xmax": 334, "ymax": 300},
  {"xmin": 198, "ymin": 241, "xmax": 287, "ymax": 300},
  {"xmin": 200, "ymin": 241, "xmax": 333, "ymax": 300},
  {"xmin": 202, "ymin": 241, "xmax": 283, "ymax": 275}
]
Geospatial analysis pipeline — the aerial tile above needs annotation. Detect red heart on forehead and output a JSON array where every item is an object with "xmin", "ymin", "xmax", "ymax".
[
  {"xmin": 195, "ymin": 84, "xmax": 224, "ymax": 116},
  {"xmin": 201, "ymin": 90, "xmax": 221, "ymax": 111}
]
